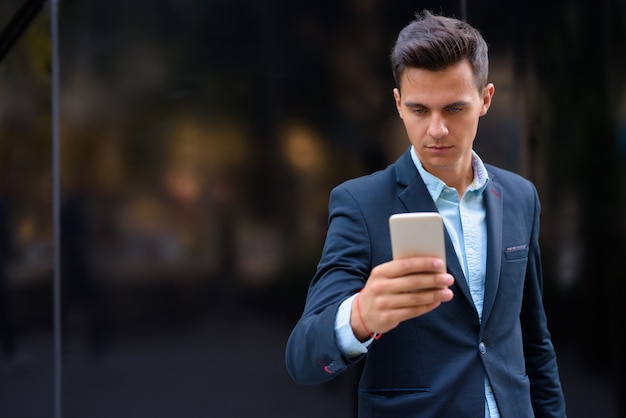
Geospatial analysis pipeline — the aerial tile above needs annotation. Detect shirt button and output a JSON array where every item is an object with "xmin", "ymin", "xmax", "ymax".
[
  {"xmin": 479, "ymin": 342, "xmax": 487, "ymax": 355},
  {"xmin": 468, "ymin": 248, "xmax": 475, "ymax": 255}
]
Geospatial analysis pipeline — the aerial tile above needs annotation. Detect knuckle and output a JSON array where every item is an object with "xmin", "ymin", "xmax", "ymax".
[{"xmin": 369, "ymin": 281, "xmax": 384, "ymax": 295}]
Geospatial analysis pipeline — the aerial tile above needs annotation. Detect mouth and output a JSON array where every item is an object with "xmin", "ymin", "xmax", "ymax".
[{"xmin": 427, "ymin": 145, "xmax": 453, "ymax": 151}]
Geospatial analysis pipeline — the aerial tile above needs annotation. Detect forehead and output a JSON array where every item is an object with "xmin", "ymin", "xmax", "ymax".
[{"xmin": 399, "ymin": 60, "xmax": 480, "ymax": 104}]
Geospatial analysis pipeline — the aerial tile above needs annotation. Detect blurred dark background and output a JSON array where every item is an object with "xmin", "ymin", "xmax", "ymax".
[{"xmin": 0, "ymin": 0, "xmax": 624, "ymax": 417}]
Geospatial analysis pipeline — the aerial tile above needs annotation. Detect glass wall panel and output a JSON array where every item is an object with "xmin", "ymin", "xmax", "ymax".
[{"xmin": 0, "ymin": 1, "xmax": 54, "ymax": 416}]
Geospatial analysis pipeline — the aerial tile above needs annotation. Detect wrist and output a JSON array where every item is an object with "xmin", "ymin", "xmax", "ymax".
[{"xmin": 351, "ymin": 289, "xmax": 382, "ymax": 342}]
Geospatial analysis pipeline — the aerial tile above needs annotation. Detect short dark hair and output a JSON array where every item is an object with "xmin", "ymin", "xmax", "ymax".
[{"xmin": 390, "ymin": 11, "xmax": 489, "ymax": 91}]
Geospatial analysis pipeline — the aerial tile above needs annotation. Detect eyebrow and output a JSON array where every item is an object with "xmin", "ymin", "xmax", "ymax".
[{"xmin": 404, "ymin": 100, "xmax": 471, "ymax": 109}]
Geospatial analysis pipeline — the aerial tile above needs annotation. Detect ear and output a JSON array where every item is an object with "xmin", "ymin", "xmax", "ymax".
[
  {"xmin": 393, "ymin": 88, "xmax": 403, "ymax": 119},
  {"xmin": 479, "ymin": 83, "xmax": 495, "ymax": 116}
]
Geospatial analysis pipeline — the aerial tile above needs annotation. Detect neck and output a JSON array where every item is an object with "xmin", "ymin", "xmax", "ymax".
[{"xmin": 426, "ymin": 164, "xmax": 474, "ymax": 193}]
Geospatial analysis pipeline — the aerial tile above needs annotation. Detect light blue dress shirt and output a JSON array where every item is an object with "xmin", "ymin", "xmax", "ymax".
[{"xmin": 334, "ymin": 146, "xmax": 500, "ymax": 417}]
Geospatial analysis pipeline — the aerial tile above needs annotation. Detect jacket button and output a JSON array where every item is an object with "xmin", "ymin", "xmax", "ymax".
[{"xmin": 478, "ymin": 342, "xmax": 487, "ymax": 355}]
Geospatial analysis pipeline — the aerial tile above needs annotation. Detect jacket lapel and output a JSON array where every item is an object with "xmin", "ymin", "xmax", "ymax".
[
  {"xmin": 480, "ymin": 174, "xmax": 503, "ymax": 327},
  {"xmin": 394, "ymin": 150, "xmax": 473, "ymax": 307}
]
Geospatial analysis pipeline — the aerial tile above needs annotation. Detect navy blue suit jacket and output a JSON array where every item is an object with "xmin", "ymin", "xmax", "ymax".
[{"xmin": 286, "ymin": 149, "xmax": 566, "ymax": 417}]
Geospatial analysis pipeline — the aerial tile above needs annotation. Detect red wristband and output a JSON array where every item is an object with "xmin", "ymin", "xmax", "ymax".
[{"xmin": 356, "ymin": 289, "xmax": 382, "ymax": 340}]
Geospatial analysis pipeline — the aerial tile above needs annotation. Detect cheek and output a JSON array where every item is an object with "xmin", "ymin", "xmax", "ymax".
[
  {"xmin": 401, "ymin": 119, "xmax": 426, "ymax": 139},
  {"xmin": 454, "ymin": 113, "xmax": 480, "ymax": 133}
]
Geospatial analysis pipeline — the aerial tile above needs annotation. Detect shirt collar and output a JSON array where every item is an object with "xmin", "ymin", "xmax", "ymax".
[{"xmin": 410, "ymin": 146, "xmax": 489, "ymax": 201}]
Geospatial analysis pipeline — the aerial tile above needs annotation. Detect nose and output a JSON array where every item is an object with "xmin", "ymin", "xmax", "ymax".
[{"xmin": 427, "ymin": 114, "xmax": 448, "ymax": 139}]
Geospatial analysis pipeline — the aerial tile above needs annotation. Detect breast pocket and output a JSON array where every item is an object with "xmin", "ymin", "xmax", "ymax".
[{"xmin": 503, "ymin": 245, "xmax": 529, "ymax": 261}]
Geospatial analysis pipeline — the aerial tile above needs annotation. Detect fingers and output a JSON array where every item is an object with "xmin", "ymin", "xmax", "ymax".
[
  {"xmin": 375, "ymin": 256, "xmax": 446, "ymax": 277},
  {"xmin": 385, "ymin": 285, "xmax": 454, "ymax": 309},
  {"xmin": 355, "ymin": 287, "xmax": 453, "ymax": 336},
  {"xmin": 355, "ymin": 257, "xmax": 455, "ymax": 334},
  {"xmin": 368, "ymin": 283, "xmax": 453, "ymax": 312},
  {"xmin": 369, "ymin": 257, "xmax": 453, "ymax": 295}
]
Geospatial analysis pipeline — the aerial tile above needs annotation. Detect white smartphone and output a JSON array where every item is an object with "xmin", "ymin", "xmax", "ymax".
[{"xmin": 389, "ymin": 212, "xmax": 446, "ymax": 265}]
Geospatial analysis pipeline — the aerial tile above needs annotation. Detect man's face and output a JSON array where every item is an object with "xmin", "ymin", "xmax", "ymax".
[{"xmin": 393, "ymin": 59, "xmax": 494, "ymax": 185}]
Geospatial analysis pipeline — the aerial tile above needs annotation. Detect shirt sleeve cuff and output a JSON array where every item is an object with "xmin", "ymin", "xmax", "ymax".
[{"xmin": 334, "ymin": 293, "xmax": 373, "ymax": 358}]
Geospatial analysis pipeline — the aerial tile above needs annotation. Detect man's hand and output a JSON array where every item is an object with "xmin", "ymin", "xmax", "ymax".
[{"xmin": 351, "ymin": 257, "xmax": 454, "ymax": 341}]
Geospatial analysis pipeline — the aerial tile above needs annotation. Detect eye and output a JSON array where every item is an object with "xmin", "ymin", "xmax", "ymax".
[
  {"xmin": 447, "ymin": 107, "xmax": 462, "ymax": 113},
  {"xmin": 412, "ymin": 108, "xmax": 427, "ymax": 114}
]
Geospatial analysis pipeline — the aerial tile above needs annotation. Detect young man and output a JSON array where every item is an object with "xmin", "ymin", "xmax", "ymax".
[{"xmin": 285, "ymin": 11, "xmax": 567, "ymax": 418}]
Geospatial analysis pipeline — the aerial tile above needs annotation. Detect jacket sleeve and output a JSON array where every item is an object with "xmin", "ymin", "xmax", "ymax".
[
  {"xmin": 285, "ymin": 184, "xmax": 372, "ymax": 385},
  {"xmin": 521, "ymin": 185, "xmax": 567, "ymax": 417}
]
